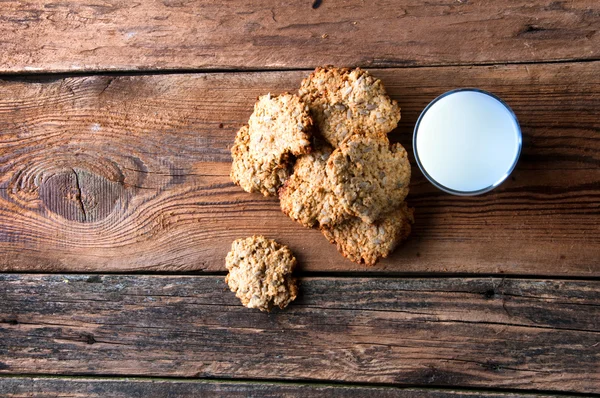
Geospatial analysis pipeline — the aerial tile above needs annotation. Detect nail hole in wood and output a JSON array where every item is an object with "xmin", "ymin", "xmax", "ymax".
[
  {"xmin": 82, "ymin": 333, "xmax": 96, "ymax": 345},
  {"xmin": 86, "ymin": 275, "xmax": 103, "ymax": 283}
]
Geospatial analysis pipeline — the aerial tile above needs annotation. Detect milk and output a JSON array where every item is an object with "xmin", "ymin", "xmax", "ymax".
[{"xmin": 414, "ymin": 90, "xmax": 521, "ymax": 195}]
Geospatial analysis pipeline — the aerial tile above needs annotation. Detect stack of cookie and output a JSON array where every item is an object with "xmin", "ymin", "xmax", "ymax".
[{"xmin": 231, "ymin": 67, "xmax": 414, "ymax": 266}]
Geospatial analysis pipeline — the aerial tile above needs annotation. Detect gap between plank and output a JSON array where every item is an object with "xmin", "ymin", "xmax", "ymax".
[
  {"xmin": 0, "ymin": 270, "xmax": 598, "ymax": 281},
  {"xmin": 0, "ymin": 374, "xmax": 596, "ymax": 397},
  {"xmin": 0, "ymin": 57, "xmax": 599, "ymax": 80}
]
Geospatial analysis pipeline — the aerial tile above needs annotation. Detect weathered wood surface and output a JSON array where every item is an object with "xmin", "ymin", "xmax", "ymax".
[
  {"xmin": 1, "ymin": 0, "xmax": 599, "ymax": 73},
  {"xmin": 1, "ymin": 62, "xmax": 598, "ymax": 275},
  {"xmin": 0, "ymin": 275, "xmax": 598, "ymax": 392},
  {"xmin": 0, "ymin": 377, "xmax": 561, "ymax": 398}
]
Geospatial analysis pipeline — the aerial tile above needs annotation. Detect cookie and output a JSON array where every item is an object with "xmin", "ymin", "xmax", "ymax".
[
  {"xmin": 225, "ymin": 236, "xmax": 298, "ymax": 312},
  {"xmin": 299, "ymin": 67, "xmax": 401, "ymax": 147},
  {"xmin": 321, "ymin": 202, "xmax": 414, "ymax": 266},
  {"xmin": 230, "ymin": 125, "xmax": 291, "ymax": 196},
  {"xmin": 326, "ymin": 133, "xmax": 411, "ymax": 223},
  {"xmin": 279, "ymin": 142, "xmax": 349, "ymax": 228},
  {"xmin": 230, "ymin": 93, "xmax": 313, "ymax": 196}
]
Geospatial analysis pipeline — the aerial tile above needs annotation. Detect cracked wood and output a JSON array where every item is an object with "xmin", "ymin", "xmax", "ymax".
[
  {"xmin": 0, "ymin": 275, "xmax": 598, "ymax": 393},
  {"xmin": 0, "ymin": 62, "xmax": 599, "ymax": 274},
  {"xmin": 0, "ymin": 0, "xmax": 599, "ymax": 73}
]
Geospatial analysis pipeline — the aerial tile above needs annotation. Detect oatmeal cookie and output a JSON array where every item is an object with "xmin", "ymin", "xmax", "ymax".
[
  {"xmin": 279, "ymin": 142, "xmax": 349, "ymax": 228},
  {"xmin": 321, "ymin": 202, "xmax": 414, "ymax": 266},
  {"xmin": 225, "ymin": 236, "xmax": 298, "ymax": 312},
  {"xmin": 327, "ymin": 133, "xmax": 411, "ymax": 223},
  {"xmin": 299, "ymin": 67, "xmax": 401, "ymax": 147},
  {"xmin": 230, "ymin": 125, "xmax": 291, "ymax": 196},
  {"xmin": 230, "ymin": 93, "xmax": 313, "ymax": 196}
]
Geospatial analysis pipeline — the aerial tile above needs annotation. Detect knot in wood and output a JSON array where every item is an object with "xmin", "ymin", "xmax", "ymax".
[
  {"xmin": 39, "ymin": 168, "xmax": 124, "ymax": 223},
  {"xmin": 8, "ymin": 157, "xmax": 126, "ymax": 223}
]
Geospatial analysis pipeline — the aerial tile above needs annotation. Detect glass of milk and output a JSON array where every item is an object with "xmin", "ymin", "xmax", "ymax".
[{"xmin": 413, "ymin": 89, "xmax": 522, "ymax": 196}]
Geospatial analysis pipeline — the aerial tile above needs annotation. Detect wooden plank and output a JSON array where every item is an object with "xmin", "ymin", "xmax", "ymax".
[
  {"xmin": 1, "ymin": 62, "xmax": 599, "ymax": 275},
  {"xmin": 0, "ymin": 377, "xmax": 561, "ymax": 398},
  {"xmin": 0, "ymin": 275, "xmax": 598, "ymax": 392},
  {"xmin": 1, "ymin": 1, "xmax": 599, "ymax": 73}
]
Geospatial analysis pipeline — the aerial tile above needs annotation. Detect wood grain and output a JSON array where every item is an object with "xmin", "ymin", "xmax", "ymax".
[
  {"xmin": 0, "ymin": 275, "xmax": 598, "ymax": 392},
  {"xmin": 0, "ymin": 377, "xmax": 561, "ymax": 398},
  {"xmin": 1, "ymin": 0, "xmax": 599, "ymax": 73},
  {"xmin": 0, "ymin": 62, "xmax": 599, "ymax": 275}
]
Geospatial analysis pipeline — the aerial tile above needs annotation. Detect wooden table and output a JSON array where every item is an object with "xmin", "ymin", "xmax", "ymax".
[{"xmin": 1, "ymin": 1, "xmax": 599, "ymax": 396}]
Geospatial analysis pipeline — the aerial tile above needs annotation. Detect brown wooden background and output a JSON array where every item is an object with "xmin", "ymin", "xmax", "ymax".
[{"xmin": 1, "ymin": 1, "xmax": 599, "ymax": 396}]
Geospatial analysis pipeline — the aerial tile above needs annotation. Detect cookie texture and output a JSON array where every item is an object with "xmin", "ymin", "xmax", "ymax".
[
  {"xmin": 225, "ymin": 236, "xmax": 298, "ymax": 312},
  {"xmin": 230, "ymin": 125, "xmax": 291, "ymax": 196},
  {"xmin": 327, "ymin": 134, "xmax": 411, "ymax": 223},
  {"xmin": 279, "ymin": 143, "xmax": 349, "ymax": 228},
  {"xmin": 321, "ymin": 203, "xmax": 414, "ymax": 266},
  {"xmin": 230, "ymin": 93, "xmax": 313, "ymax": 196},
  {"xmin": 299, "ymin": 67, "xmax": 401, "ymax": 147}
]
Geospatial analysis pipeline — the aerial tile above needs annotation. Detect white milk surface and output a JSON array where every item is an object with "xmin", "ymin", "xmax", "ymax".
[{"xmin": 415, "ymin": 90, "xmax": 521, "ymax": 194}]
